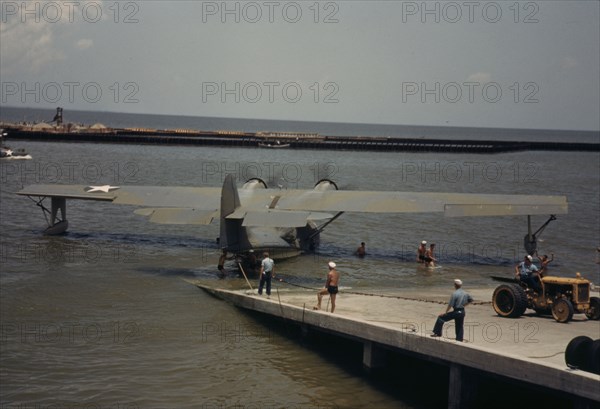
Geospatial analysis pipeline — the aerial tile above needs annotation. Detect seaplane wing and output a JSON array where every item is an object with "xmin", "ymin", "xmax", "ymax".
[
  {"xmin": 16, "ymin": 184, "xmax": 221, "ymax": 226},
  {"xmin": 16, "ymin": 184, "xmax": 122, "ymax": 201},
  {"xmin": 133, "ymin": 208, "xmax": 218, "ymax": 225},
  {"xmin": 16, "ymin": 180, "xmax": 569, "ymax": 221},
  {"xmin": 17, "ymin": 179, "xmax": 569, "ymax": 216},
  {"xmin": 16, "ymin": 176, "xmax": 568, "ymax": 247},
  {"xmin": 264, "ymin": 190, "xmax": 569, "ymax": 217},
  {"xmin": 16, "ymin": 184, "xmax": 221, "ymax": 207}
]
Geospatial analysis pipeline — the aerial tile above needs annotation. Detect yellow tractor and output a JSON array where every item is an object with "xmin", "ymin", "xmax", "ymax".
[{"xmin": 492, "ymin": 273, "xmax": 600, "ymax": 323}]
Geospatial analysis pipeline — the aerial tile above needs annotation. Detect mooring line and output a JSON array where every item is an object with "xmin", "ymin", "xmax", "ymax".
[{"xmin": 276, "ymin": 276, "xmax": 491, "ymax": 306}]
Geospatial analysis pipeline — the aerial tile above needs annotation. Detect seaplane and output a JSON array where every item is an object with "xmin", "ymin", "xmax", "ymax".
[{"xmin": 16, "ymin": 174, "xmax": 568, "ymax": 266}]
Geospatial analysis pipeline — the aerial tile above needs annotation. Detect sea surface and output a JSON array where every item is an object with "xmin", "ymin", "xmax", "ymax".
[{"xmin": 1, "ymin": 110, "xmax": 599, "ymax": 408}]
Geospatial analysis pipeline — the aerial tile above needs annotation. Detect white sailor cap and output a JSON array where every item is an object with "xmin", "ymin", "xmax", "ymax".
[
  {"xmin": 421, "ymin": 240, "xmax": 427, "ymax": 245},
  {"xmin": 454, "ymin": 279, "xmax": 463, "ymax": 286},
  {"xmin": 328, "ymin": 261, "xmax": 336, "ymax": 268},
  {"xmin": 526, "ymin": 255, "xmax": 533, "ymax": 261}
]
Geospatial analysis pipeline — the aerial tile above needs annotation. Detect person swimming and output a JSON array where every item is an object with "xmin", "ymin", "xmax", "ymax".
[
  {"xmin": 356, "ymin": 242, "xmax": 366, "ymax": 258},
  {"xmin": 425, "ymin": 243, "xmax": 436, "ymax": 267},
  {"xmin": 417, "ymin": 241, "xmax": 427, "ymax": 263}
]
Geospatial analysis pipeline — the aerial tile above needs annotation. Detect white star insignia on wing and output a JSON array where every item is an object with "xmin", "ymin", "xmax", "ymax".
[{"xmin": 85, "ymin": 185, "xmax": 121, "ymax": 193}]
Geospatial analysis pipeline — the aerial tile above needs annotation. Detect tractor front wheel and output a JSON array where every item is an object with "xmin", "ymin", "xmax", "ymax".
[{"xmin": 552, "ymin": 298, "xmax": 574, "ymax": 323}]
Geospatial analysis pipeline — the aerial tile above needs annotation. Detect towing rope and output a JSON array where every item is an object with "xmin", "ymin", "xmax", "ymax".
[{"xmin": 275, "ymin": 276, "xmax": 491, "ymax": 306}]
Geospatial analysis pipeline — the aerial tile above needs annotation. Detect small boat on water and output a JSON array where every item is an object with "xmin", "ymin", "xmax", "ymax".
[
  {"xmin": 1, "ymin": 147, "xmax": 32, "ymax": 160},
  {"xmin": 1, "ymin": 130, "xmax": 32, "ymax": 160},
  {"xmin": 258, "ymin": 140, "xmax": 290, "ymax": 148}
]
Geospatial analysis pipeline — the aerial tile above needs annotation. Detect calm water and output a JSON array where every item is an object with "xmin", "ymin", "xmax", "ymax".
[{"xmin": 1, "ymin": 132, "xmax": 599, "ymax": 407}]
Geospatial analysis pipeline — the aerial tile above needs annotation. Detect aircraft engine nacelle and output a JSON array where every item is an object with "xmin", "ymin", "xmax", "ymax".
[
  {"xmin": 243, "ymin": 178, "xmax": 268, "ymax": 189},
  {"xmin": 314, "ymin": 179, "xmax": 338, "ymax": 191}
]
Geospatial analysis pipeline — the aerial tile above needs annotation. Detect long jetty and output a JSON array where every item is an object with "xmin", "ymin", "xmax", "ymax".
[
  {"xmin": 2, "ymin": 124, "xmax": 598, "ymax": 153},
  {"xmin": 193, "ymin": 283, "xmax": 599, "ymax": 409}
]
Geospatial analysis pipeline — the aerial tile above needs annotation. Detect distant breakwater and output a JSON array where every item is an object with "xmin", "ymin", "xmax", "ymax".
[{"xmin": 2, "ymin": 125, "xmax": 598, "ymax": 153}]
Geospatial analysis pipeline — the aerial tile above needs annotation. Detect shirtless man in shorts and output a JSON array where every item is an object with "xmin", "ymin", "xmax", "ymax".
[{"xmin": 314, "ymin": 261, "xmax": 340, "ymax": 313}]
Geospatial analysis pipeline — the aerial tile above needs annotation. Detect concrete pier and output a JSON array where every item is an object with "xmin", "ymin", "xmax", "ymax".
[
  {"xmin": 193, "ymin": 283, "xmax": 599, "ymax": 408},
  {"xmin": 3, "ymin": 125, "xmax": 599, "ymax": 152}
]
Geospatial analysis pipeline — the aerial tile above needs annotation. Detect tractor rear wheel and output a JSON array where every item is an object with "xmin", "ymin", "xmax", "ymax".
[
  {"xmin": 585, "ymin": 297, "xmax": 600, "ymax": 320},
  {"xmin": 492, "ymin": 284, "xmax": 527, "ymax": 318},
  {"xmin": 552, "ymin": 298, "xmax": 574, "ymax": 323}
]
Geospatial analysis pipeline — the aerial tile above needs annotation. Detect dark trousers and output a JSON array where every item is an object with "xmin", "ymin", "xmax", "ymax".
[
  {"xmin": 433, "ymin": 308, "xmax": 465, "ymax": 341},
  {"xmin": 522, "ymin": 274, "xmax": 542, "ymax": 293},
  {"xmin": 258, "ymin": 272, "xmax": 272, "ymax": 295}
]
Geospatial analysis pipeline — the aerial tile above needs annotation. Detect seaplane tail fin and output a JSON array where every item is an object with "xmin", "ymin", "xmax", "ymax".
[
  {"xmin": 219, "ymin": 174, "xmax": 248, "ymax": 251},
  {"xmin": 220, "ymin": 174, "xmax": 241, "ymax": 217}
]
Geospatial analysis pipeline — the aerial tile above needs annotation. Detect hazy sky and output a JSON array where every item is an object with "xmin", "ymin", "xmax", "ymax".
[{"xmin": 1, "ymin": 1, "xmax": 599, "ymax": 130}]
